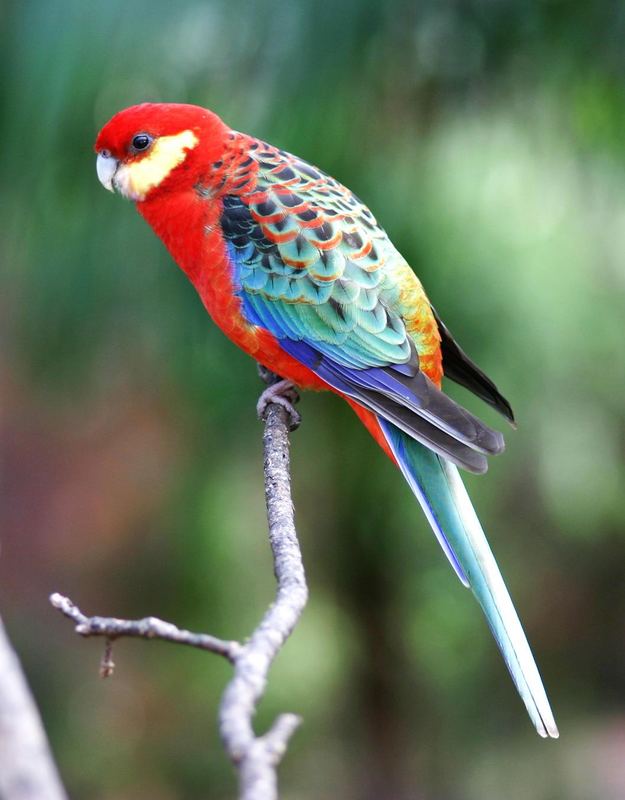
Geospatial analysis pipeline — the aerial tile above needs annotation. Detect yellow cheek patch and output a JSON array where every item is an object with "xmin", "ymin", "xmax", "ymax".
[{"xmin": 114, "ymin": 129, "xmax": 199, "ymax": 200}]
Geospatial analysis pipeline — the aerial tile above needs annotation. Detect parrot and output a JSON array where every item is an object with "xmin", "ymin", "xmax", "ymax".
[{"xmin": 95, "ymin": 102, "xmax": 558, "ymax": 738}]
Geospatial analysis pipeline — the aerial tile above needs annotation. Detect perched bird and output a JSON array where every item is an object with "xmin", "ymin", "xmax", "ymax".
[{"xmin": 95, "ymin": 103, "xmax": 558, "ymax": 737}]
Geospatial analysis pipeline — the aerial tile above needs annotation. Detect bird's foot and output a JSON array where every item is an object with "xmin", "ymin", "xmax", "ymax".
[{"xmin": 257, "ymin": 379, "xmax": 301, "ymax": 431}]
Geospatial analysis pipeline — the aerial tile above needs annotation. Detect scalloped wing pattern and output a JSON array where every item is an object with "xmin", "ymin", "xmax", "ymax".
[{"xmin": 220, "ymin": 140, "xmax": 429, "ymax": 370}]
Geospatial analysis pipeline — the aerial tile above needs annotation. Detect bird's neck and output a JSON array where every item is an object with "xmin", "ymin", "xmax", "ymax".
[{"xmin": 138, "ymin": 189, "xmax": 218, "ymax": 284}]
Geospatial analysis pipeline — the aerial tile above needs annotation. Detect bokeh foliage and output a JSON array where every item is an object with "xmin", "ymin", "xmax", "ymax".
[{"xmin": 2, "ymin": 1, "xmax": 625, "ymax": 798}]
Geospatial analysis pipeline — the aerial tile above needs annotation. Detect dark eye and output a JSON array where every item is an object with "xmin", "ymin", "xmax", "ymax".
[{"xmin": 131, "ymin": 133, "xmax": 152, "ymax": 152}]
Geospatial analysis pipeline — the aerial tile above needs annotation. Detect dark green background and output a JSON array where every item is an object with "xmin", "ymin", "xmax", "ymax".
[{"xmin": 2, "ymin": 1, "xmax": 625, "ymax": 798}]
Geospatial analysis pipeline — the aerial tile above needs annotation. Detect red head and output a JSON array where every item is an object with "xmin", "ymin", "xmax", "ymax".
[{"xmin": 94, "ymin": 103, "xmax": 229, "ymax": 201}]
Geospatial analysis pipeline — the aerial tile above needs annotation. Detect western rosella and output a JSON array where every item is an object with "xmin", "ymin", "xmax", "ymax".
[{"xmin": 95, "ymin": 103, "xmax": 558, "ymax": 737}]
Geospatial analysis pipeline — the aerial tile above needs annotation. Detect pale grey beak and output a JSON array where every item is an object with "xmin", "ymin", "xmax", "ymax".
[{"xmin": 96, "ymin": 151, "xmax": 119, "ymax": 192}]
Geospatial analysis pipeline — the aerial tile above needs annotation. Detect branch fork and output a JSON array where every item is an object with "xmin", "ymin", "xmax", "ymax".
[{"xmin": 49, "ymin": 371, "xmax": 308, "ymax": 800}]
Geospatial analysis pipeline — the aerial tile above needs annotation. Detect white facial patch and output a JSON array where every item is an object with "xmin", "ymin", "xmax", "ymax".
[{"xmin": 113, "ymin": 129, "xmax": 199, "ymax": 201}]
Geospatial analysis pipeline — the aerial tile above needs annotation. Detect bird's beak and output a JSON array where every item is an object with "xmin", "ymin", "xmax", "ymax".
[{"xmin": 96, "ymin": 151, "xmax": 119, "ymax": 192}]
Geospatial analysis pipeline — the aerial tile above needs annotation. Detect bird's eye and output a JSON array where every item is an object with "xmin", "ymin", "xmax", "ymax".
[{"xmin": 131, "ymin": 133, "xmax": 152, "ymax": 152}]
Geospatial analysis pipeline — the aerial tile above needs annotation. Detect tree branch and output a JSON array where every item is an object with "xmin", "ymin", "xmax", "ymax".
[
  {"xmin": 50, "ymin": 372, "xmax": 309, "ymax": 800},
  {"xmin": 219, "ymin": 394, "xmax": 308, "ymax": 796},
  {"xmin": 0, "ymin": 616, "xmax": 68, "ymax": 800},
  {"xmin": 49, "ymin": 594, "xmax": 242, "ymax": 668}
]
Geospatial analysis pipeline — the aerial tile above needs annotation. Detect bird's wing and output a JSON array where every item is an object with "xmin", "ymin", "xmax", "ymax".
[{"xmin": 221, "ymin": 141, "xmax": 504, "ymax": 472}]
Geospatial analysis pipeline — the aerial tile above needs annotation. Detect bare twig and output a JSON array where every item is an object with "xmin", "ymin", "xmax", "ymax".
[
  {"xmin": 50, "ymin": 372, "xmax": 309, "ymax": 800},
  {"xmin": 49, "ymin": 593, "xmax": 242, "ymax": 665},
  {"xmin": 0, "ymin": 616, "xmax": 68, "ymax": 800}
]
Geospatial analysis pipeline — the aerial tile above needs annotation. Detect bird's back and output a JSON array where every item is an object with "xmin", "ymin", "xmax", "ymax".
[{"xmin": 216, "ymin": 133, "xmax": 444, "ymax": 385}]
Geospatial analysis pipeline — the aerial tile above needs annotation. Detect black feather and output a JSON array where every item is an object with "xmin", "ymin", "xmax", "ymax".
[{"xmin": 432, "ymin": 307, "xmax": 515, "ymax": 425}]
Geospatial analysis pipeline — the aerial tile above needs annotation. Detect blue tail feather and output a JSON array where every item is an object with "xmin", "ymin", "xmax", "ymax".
[{"xmin": 379, "ymin": 418, "xmax": 558, "ymax": 738}]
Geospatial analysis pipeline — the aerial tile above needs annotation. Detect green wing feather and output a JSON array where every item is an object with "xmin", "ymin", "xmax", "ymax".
[{"xmin": 222, "ymin": 142, "xmax": 417, "ymax": 368}]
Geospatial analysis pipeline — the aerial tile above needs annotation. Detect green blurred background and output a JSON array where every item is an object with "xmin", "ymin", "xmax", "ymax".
[{"xmin": 2, "ymin": 1, "xmax": 625, "ymax": 797}]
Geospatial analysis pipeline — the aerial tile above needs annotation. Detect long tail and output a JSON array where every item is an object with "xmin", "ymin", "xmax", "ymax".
[{"xmin": 379, "ymin": 418, "xmax": 558, "ymax": 738}]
